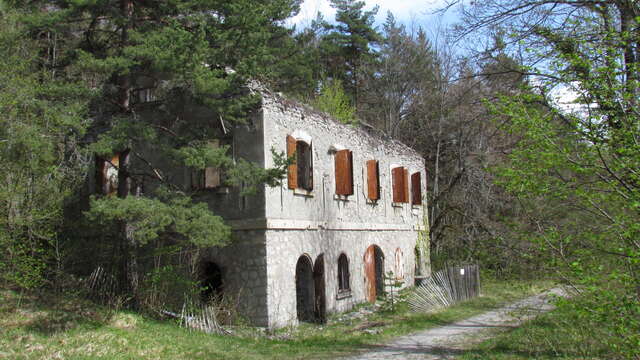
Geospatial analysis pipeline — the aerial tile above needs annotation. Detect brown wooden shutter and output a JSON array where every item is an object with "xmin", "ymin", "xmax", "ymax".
[
  {"xmin": 335, "ymin": 149, "xmax": 353, "ymax": 195},
  {"xmin": 287, "ymin": 135, "xmax": 297, "ymax": 189},
  {"xmin": 366, "ymin": 160, "xmax": 379, "ymax": 200},
  {"xmin": 411, "ymin": 172, "xmax": 422, "ymax": 205},
  {"xmin": 392, "ymin": 167, "xmax": 404, "ymax": 203}
]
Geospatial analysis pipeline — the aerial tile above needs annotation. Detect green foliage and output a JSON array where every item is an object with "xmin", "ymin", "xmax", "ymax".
[
  {"xmin": 318, "ymin": 0, "xmax": 380, "ymax": 105},
  {"xmin": 0, "ymin": 0, "xmax": 305, "ymax": 300},
  {"xmin": 313, "ymin": 79, "xmax": 357, "ymax": 124},
  {"xmin": 86, "ymin": 191, "xmax": 230, "ymax": 248},
  {"xmin": 0, "ymin": 8, "xmax": 89, "ymax": 289},
  {"xmin": 226, "ymin": 148, "xmax": 291, "ymax": 196},
  {"xmin": 461, "ymin": 289, "xmax": 640, "ymax": 359}
]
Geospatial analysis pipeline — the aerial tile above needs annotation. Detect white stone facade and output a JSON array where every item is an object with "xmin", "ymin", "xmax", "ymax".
[{"xmin": 201, "ymin": 89, "xmax": 427, "ymax": 328}]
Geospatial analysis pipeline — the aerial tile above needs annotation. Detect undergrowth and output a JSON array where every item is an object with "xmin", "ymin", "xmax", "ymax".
[{"xmin": 0, "ymin": 279, "xmax": 551, "ymax": 359}]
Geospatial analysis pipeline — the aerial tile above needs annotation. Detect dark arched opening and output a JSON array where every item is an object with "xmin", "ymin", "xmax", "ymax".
[
  {"xmin": 295, "ymin": 255, "xmax": 315, "ymax": 322},
  {"xmin": 200, "ymin": 261, "xmax": 224, "ymax": 302}
]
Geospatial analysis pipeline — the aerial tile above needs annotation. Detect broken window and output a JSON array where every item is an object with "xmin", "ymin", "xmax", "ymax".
[
  {"xmin": 192, "ymin": 139, "xmax": 229, "ymax": 190},
  {"xmin": 392, "ymin": 166, "xmax": 409, "ymax": 203},
  {"xmin": 411, "ymin": 172, "xmax": 422, "ymax": 205},
  {"xmin": 366, "ymin": 160, "xmax": 380, "ymax": 200},
  {"xmin": 96, "ymin": 153, "xmax": 120, "ymax": 196},
  {"xmin": 335, "ymin": 149, "xmax": 354, "ymax": 196},
  {"xmin": 287, "ymin": 135, "xmax": 313, "ymax": 191},
  {"xmin": 337, "ymin": 253, "xmax": 350, "ymax": 293}
]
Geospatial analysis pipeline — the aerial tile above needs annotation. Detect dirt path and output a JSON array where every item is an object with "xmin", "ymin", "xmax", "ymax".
[{"xmin": 345, "ymin": 287, "xmax": 569, "ymax": 360}]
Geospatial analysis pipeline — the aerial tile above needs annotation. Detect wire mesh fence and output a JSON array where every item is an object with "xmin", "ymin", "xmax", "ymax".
[{"xmin": 408, "ymin": 263, "xmax": 480, "ymax": 313}]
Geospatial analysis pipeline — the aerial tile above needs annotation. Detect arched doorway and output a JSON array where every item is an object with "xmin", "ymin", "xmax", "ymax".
[
  {"xmin": 295, "ymin": 255, "xmax": 315, "ymax": 322},
  {"xmin": 364, "ymin": 245, "xmax": 385, "ymax": 303},
  {"xmin": 313, "ymin": 254, "xmax": 326, "ymax": 323},
  {"xmin": 200, "ymin": 261, "xmax": 224, "ymax": 302}
]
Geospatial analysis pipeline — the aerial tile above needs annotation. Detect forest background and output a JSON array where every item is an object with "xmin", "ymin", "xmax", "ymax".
[{"xmin": 0, "ymin": 0, "xmax": 638, "ymax": 357}]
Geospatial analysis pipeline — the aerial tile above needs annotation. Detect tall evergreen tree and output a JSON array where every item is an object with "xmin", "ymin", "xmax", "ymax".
[{"xmin": 319, "ymin": 0, "xmax": 380, "ymax": 109}]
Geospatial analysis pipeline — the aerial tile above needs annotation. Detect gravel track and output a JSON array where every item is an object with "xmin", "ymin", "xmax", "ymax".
[{"xmin": 345, "ymin": 287, "xmax": 569, "ymax": 360}]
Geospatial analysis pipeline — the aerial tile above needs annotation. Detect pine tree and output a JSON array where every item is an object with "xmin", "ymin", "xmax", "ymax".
[{"xmin": 319, "ymin": 0, "xmax": 380, "ymax": 110}]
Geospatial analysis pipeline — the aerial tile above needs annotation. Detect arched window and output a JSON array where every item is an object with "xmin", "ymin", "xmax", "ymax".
[{"xmin": 337, "ymin": 253, "xmax": 350, "ymax": 293}]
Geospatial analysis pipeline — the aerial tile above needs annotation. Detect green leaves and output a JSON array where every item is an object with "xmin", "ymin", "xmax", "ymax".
[
  {"xmin": 313, "ymin": 79, "xmax": 357, "ymax": 124},
  {"xmin": 86, "ymin": 193, "xmax": 230, "ymax": 247}
]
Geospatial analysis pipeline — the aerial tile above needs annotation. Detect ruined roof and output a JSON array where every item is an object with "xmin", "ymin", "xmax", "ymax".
[{"xmin": 249, "ymin": 82, "xmax": 424, "ymax": 161}]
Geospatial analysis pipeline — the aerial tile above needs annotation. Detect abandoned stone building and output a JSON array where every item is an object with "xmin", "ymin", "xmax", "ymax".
[
  {"xmin": 94, "ymin": 87, "xmax": 428, "ymax": 328},
  {"xmin": 191, "ymin": 89, "xmax": 428, "ymax": 328}
]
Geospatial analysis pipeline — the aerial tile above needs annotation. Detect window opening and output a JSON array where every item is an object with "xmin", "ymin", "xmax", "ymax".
[
  {"xmin": 411, "ymin": 172, "xmax": 422, "ymax": 205},
  {"xmin": 287, "ymin": 135, "xmax": 313, "ymax": 191},
  {"xmin": 337, "ymin": 254, "xmax": 350, "ymax": 293},
  {"xmin": 96, "ymin": 153, "xmax": 120, "ymax": 196}
]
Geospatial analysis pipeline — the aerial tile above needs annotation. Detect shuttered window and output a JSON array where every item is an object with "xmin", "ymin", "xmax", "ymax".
[
  {"xmin": 287, "ymin": 135, "xmax": 313, "ymax": 191},
  {"xmin": 366, "ymin": 160, "xmax": 380, "ymax": 200},
  {"xmin": 392, "ymin": 166, "xmax": 408, "ymax": 203},
  {"xmin": 96, "ymin": 153, "xmax": 120, "ymax": 196},
  {"xmin": 192, "ymin": 140, "xmax": 224, "ymax": 190},
  {"xmin": 335, "ymin": 149, "xmax": 354, "ymax": 196},
  {"xmin": 411, "ymin": 172, "xmax": 422, "ymax": 205}
]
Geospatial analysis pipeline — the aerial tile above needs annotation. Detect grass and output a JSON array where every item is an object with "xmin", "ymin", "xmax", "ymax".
[
  {"xmin": 0, "ymin": 279, "xmax": 552, "ymax": 359},
  {"xmin": 457, "ymin": 291, "xmax": 638, "ymax": 360}
]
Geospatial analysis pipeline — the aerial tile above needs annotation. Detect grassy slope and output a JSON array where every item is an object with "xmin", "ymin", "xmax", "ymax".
[
  {"xmin": 458, "ymin": 297, "xmax": 630, "ymax": 360},
  {"xmin": 0, "ymin": 279, "xmax": 552, "ymax": 360}
]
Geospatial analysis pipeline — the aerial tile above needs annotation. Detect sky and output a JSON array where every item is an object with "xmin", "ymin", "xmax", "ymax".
[{"xmin": 289, "ymin": 0, "xmax": 452, "ymax": 28}]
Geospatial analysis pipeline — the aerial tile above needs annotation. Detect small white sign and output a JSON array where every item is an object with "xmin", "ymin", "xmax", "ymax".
[{"xmin": 460, "ymin": 268, "xmax": 465, "ymax": 275}]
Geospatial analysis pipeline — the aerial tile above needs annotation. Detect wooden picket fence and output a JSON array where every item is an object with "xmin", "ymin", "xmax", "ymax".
[{"xmin": 408, "ymin": 263, "xmax": 481, "ymax": 312}]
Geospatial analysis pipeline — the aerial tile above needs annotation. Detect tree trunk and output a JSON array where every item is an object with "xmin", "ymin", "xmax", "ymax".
[{"xmin": 117, "ymin": 0, "xmax": 138, "ymax": 305}]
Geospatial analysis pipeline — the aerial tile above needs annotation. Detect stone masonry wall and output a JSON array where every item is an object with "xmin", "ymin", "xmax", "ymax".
[{"xmin": 265, "ymin": 229, "xmax": 417, "ymax": 328}]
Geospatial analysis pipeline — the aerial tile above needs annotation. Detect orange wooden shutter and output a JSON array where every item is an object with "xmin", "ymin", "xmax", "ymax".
[
  {"xmin": 366, "ymin": 160, "xmax": 379, "ymax": 200},
  {"xmin": 287, "ymin": 135, "xmax": 297, "ymax": 189},
  {"xmin": 335, "ymin": 150, "xmax": 353, "ymax": 195},
  {"xmin": 411, "ymin": 172, "xmax": 422, "ymax": 205},
  {"xmin": 392, "ymin": 167, "xmax": 404, "ymax": 203}
]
